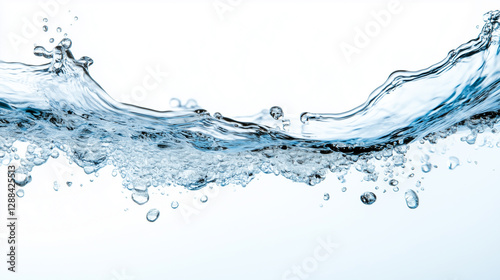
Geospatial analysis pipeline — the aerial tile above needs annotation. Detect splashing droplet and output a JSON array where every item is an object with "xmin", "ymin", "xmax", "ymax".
[
  {"xmin": 43, "ymin": 18, "xmax": 48, "ymax": 22},
  {"xmin": 171, "ymin": 201, "xmax": 179, "ymax": 209},
  {"xmin": 170, "ymin": 98, "xmax": 181, "ymax": 108},
  {"xmin": 42, "ymin": 25, "xmax": 48, "ymax": 32},
  {"xmin": 49, "ymin": 38, "xmax": 54, "ymax": 43},
  {"xmin": 300, "ymin": 112, "xmax": 309, "ymax": 124},
  {"xmin": 214, "ymin": 112, "xmax": 222, "ymax": 119},
  {"xmin": 34, "ymin": 46, "xmax": 52, "ymax": 58},
  {"xmin": 323, "ymin": 193, "xmax": 330, "ymax": 201},
  {"xmin": 360, "ymin": 192, "xmax": 376, "ymax": 205},
  {"xmin": 393, "ymin": 186, "xmax": 399, "ymax": 192},
  {"xmin": 200, "ymin": 195, "xmax": 208, "ymax": 203},
  {"xmin": 53, "ymin": 181, "xmax": 59, "ymax": 191},
  {"xmin": 56, "ymin": 27, "xmax": 62, "ymax": 33},
  {"xmin": 59, "ymin": 38, "xmax": 72, "ymax": 49},
  {"xmin": 342, "ymin": 187, "xmax": 347, "ymax": 192},
  {"xmin": 269, "ymin": 106, "xmax": 283, "ymax": 120},
  {"xmin": 185, "ymin": 99, "xmax": 198, "ymax": 109},
  {"xmin": 146, "ymin": 208, "xmax": 160, "ymax": 222},
  {"xmin": 77, "ymin": 56, "xmax": 94, "ymax": 68},
  {"xmin": 405, "ymin": 189, "xmax": 419, "ymax": 209},
  {"xmin": 389, "ymin": 179, "xmax": 399, "ymax": 186},
  {"xmin": 66, "ymin": 181, "xmax": 72, "ymax": 187},
  {"xmin": 448, "ymin": 156, "xmax": 460, "ymax": 170},
  {"xmin": 74, "ymin": 16, "xmax": 78, "ymax": 21}
]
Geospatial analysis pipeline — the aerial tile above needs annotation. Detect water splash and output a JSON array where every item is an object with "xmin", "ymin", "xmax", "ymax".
[{"xmin": 0, "ymin": 11, "xmax": 499, "ymax": 208}]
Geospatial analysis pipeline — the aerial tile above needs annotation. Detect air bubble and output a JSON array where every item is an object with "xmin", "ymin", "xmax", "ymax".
[
  {"xmin": 360, "ymin": 192, "xmax": 376, "ymax": 205},
  {"xmin": 323, "ymin": 193, "xmax": 330, "ymax": 201},
  {"xmin": 200, "ymin": 195, "xmax": 208, "ymax": 203},
  {"xmin": 53, "ymin": 181, "xmax": 59, "ymax": 191},
  {"xmin": 43, "ymin": 25, "xmax": 48, "ymax": 32},
  {"xmin": 405, "ymin": 189, "xmax": 419, "ymax": 209},
  {"xmin": 49, "ymin": 38, "xmax": 54, "ymax": 43},
  {"xmin": 448, "ymin": 156, "xmax": 460, "ymax": 170},
  {"xmin": 16, "ymin": 189, "xmax": 24, "ymax": 198},
  {"xmin": 56, "ymin": 27, "xmax": 62, "ymax": 33},
  {"xmin": 171, "ymin": 201, "xmax": 179, "ymax": 209},
  {"xmin": 421, "ymin": 163, "xmax": 432, "ymax": 173},
  {"xmin": 146, "ymin": 208, "xmax": 160, "ymax": 222},
  {"xmin": 43, "ymin": 18, "xmax": 48, "ymax": 22},
  {"xmin": 132, "ymin": 191, "xmax": 149, "ymax": 205},
  {"xmin": 74, "ymin": 16, "xmax": 78, "ymax": 21},
  {"xmin": 66, "ymin": 181, "xmax": 72, "ymax": 187},
  {"xmin": 342, "ymin": 187, "xmax": 347, "ymax": 192},
  {"xmin": 389, "ymin": 179, "xmax": 398, "ymax": 186},
  {"xmin": 269, "ymin": 106, "xmax": 283, "ymax": 120}
]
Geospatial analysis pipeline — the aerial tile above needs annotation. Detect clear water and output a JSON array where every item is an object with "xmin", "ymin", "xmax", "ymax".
[{"xmin": 0, "ymin": 11, "xmax": 499, "ymax": 209}]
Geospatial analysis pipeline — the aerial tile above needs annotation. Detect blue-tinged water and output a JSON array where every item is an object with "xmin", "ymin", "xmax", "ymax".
[{"xmin": 0, "ymin": 11, "xmax": 499, "ymax": 208}]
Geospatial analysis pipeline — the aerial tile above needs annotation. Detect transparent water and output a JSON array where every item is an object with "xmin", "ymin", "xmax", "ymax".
[{"xmin": 0, "ymin": 11, "xmax": 499, "ymax": 212}]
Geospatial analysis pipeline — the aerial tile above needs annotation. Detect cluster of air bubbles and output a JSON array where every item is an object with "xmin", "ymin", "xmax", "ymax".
[
  {"xmin": 269, "ymin": 106, "xmax": 284, "ymax": 120},
  {"xmin": 146, "ymin": 208, "xmax": 160, "ymax": 222},
  {"xmin": 169, "ymin": 98, "xmax": 198, "ymax": 109},
  {"xmin": 360, "ymin": 192, "xmax": 377, "ymax": 205},
  {"xmin": 404, "ymin": 190, "xmax": 419, "ymax": 209}
]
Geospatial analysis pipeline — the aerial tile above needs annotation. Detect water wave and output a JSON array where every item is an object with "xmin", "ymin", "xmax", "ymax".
[{"xmin": 0, "ymin": 11, "xmax": 499, "ymax": 206}]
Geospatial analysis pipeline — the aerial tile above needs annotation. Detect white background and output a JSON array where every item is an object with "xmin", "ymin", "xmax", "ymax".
[{"xmin": 1, "ymin": 0, "xmax": 500, "ymax": 279}]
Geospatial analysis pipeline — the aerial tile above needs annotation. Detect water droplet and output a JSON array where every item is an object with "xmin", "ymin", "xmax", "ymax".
[
  {"xmin": 214, "ymin": 112, "xmax": 222, "ymax": 119},
  {"xmin": 171, "ymin": 201, "xmax": 179, "ymax": 209},
  {"xmin": 112, "ymin": 170, "xmax": 118, "ymax": 177},
  {"xmin": 421, "ymin": 163, "xmax": 432, "ymax": 173},
  {"xmin": 16, "ymin": 189, "xmax": 24, "ymax": 198},
  {"xmin": 405, "ymin": 189, "xmax": 419, "ymax": 209},
  {"xmin": 393, "ymin": 187, "xmax": 399, "ymax": 192},
  {"xmin": 56, "ymin": 27, "xmax": 62, "ymax": 33},
  {"xmin": 53, "ymin": 181, "xmax": 59, "ymax": 191},
  {"xmin": 49, "ymin": 38, "xmax": 54, "ymax": 43},
  {"xmin": 269, "ymin": 106, "xmax": 283, "ymax": 120},
  {"xmin": 200, "ymin": 195, "xmax": 208, "ymax": 203},
  {"xmin": 146, "ymin": 208, "xmax": 160, "ymax": 222},
  {"xmin": 389, "ymin": 179, "xmax": 398, "ymax": 186},
  {"xmin": 66, "ymin": 181, "xmax": 72, "ymax": 187},
  {"xmin": 341, "ymin": 187, "xmax": 347, "ymax": 192},
  {"xmin": 416, "ymin": 180, "xmax": 421, "ymax": 187},
  {"xmin": 74, "ymin": 16, "xmax": 78, "ymax": 21},
  {"xmin": 169, "ymin": 98, "xmax": 181, "ymax": 108},
  {"xmin": 300, "ymin": 112, "xmax": 309, "ymax": 124},
  {"xmin": 360, "ymin": 192, "xmax": 376, "ymax": 205},
  {"xmin": 323, "ymin": 193, "xmax": 330, "ymax": 201},
  {"xmin": 15, "ymin": 173, "xmax": 32, "ymax": 186},
  {"xmin": 42, "ymin": 25, "xmax": 48, "ymax": 32},
  {"xmin": 448, "ymin": 156, "xmax": 460, "ymax": 170},
  {"xmin": 43, "ymin": 18, "xmax": 48, "ymax": 22},
  {"xmin": 59, "ymin": 38, "xmax": 72, "ymax": 49},
  {"xmin": 132, "ymin": 191, "xmax": 149, "ymax": 205}
]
